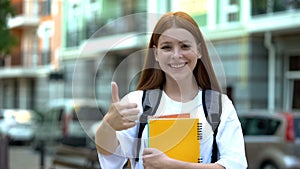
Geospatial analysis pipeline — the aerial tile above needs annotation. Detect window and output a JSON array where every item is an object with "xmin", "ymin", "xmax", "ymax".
[
  {"xmin": 252, "ymin": 0, "xmax": 300, "ymax": 16},
  {"xmin": 240, "ymin": 117, "xmax": 280, "ymax": 135},
  {"xmin": 86, "ymin": 0, "xmax": 102, "ymax": 20},
  {"xmin": 294, "ymin": 117, "xmax": 300, "ymax": 138},
  {"xmin": 293, "ymin": 80, "xmax": 300, "ymax": 109},
  {"xmin": 39, "ymin": 0, "xmax": 51, "ymax": 16},
  {"xmin": 288, "ymin": 56, "xmax": 300, "ymax": 109},
  {"xmin": 289, "ymin": 56, "xmax": 300, "ymax": 71},
  {"xmin": 86, "ymin": 0, "xmax": 102, "ymax": 38},
  {"xmin": 228, "ymin": 13, "xmax": 239, "ymax": 22},
  {"xmin": 66, "ymin": 2, "xmax": 82, "ymax": 47},
  {"xmin": 229, "ymin": 0, "xmax": 238, "ymax": 5},
  {"xmin": 220, "ymin": 0, "xmax": 240, "ymax": 24}
]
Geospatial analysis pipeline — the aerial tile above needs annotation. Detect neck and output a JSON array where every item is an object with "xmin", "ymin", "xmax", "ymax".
[{"xmin": 164, "ymin": 78, "xmax": 199, "ymax": 102}]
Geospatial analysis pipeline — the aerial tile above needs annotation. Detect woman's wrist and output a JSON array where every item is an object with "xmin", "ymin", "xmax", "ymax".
[
  {"xmin": 95, "ymin": 115, "xmax": 118, "ymax": 155},
  {"xmin": 165, "ymin": 158, "xmax": 225, "ymax": 169},
  {"xmin": 164, "ymin": 158, "xmax": 195, "ymax": 169}
]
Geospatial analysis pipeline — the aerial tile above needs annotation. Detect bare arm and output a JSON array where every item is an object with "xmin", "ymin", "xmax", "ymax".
[
  {"xmin": 164, "ymin": 159, "xmax": 225, "ymax": 169},
  {"xmin": 142, "ymin": 148, "xmax": 225, "ymax": 169},
  {"xmin": 95, "ymin": 118, "xmax": 118, "ymax": 155},
  {"xmin": 95, "ymin": 82, "xmax": 139, "ymax": 155}
]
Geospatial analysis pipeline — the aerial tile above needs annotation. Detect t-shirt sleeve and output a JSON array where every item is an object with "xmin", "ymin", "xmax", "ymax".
[{"xmin": 98, "ymin": 145, "xmax": 128, "ymax": 169}]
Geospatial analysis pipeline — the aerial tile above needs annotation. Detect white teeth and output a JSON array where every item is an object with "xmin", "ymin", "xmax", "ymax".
[{"xmin": 170, "ymin": 63, "xmax": 185, "ymax": 68}]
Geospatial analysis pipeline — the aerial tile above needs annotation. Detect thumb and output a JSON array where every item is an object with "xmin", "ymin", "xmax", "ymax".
[{"xmin": 111, "ymin": 81, "xmax": 120, "ymax": 103}]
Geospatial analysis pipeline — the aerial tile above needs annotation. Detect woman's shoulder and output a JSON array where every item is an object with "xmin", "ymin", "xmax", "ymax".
[
  {"xmin": 219, "ymin": 93, "xmax": 240, "ymax": 121},
  {"xmin": 200, "ymin": 89, "xmax": 231, "ymax": 104},
  {"xmin": 127, "ymin": 90, "xmax": 143, "ymax": 98},
  {"xmin": 122, "ymin": 90, "xmax": 144, "ymax": 104},
  {"xmin": 220, "ymin": 93, "xmax": 232, "ymax": 104}
]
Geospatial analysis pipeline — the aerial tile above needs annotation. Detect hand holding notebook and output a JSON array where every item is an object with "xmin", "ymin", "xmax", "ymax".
[{"xmin": 148, "ymin": 113, "xmax": 201, "ymax": 163}]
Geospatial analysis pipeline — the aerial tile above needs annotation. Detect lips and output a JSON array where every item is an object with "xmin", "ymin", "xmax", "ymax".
[{"xmin": 168, "ymin": 62, "xmax": 187, "ymax": 68}]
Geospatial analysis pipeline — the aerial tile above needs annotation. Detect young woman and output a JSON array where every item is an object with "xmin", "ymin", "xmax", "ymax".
[{"xmin": 95, "ymin": 11, "xmax": 248, "ymax": 169}]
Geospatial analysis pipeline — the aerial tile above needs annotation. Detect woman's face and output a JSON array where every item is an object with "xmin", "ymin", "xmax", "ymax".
[{"xmin": 154, "ymin": 27, "xmax": 200, "ymax": 81}]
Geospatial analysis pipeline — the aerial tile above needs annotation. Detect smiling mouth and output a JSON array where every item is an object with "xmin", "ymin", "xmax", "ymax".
[{"xmin": 169, "ymin": 63, "xmax": 187, "ymax": 68}]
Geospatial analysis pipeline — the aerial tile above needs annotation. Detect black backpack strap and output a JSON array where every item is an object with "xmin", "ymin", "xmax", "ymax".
[
  {"xmin": 135, "ymin": 88, "xmax": 162, "ymax": 161},
  {"xmin": 202, "ymin": 89, "xmax": 222, "ymax": 163},
  {"xmin": 211, "ymin": 122, "xmax": 220, "ymax": 163}
]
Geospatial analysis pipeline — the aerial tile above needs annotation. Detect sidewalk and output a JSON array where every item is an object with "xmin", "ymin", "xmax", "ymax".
[
  {"xmin": 9, "ymin": 145, "xmax": 53, "ymax": 169},
  {"xmin": 9, "ymin": 145, "xmax": 101, "ymax": 169}
]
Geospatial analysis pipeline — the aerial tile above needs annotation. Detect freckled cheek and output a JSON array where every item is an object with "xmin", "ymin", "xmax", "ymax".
[
  {"xmin": 183, "ymin": 52, "xmax": 198, "ymax": 68},
  {"xmin": 183, "ymin": 51, "xmax": 198, "ymax": 60},
  {"xmin": 156, "ymin": 51, "xmax": 198, "ymax": 61},
  {"xmin": 156, "ymin": 51, "xmax": 172, "ymax": 61},
  {"xmin": 157, "ymin": 50, "xmax": 172, "ymax": 56}
]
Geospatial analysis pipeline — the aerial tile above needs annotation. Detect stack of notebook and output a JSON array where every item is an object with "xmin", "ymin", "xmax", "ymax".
[{"xmin": 148, "ymin": 113, "xmax": 202, "ymax": 163}]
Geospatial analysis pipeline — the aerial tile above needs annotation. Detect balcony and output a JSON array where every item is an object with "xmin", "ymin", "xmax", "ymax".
[
  {"xmin": 8, "ymin": 0, "xmax": 51, "ymax": 29},
  {"xmin": 22, "ymin": 50, "xmax": 51, "ymax": 67},
  {"xmin": 89, "ymin": 13, "xmax": 147, "ymax": 38},
  {"xmin": 0, "ymin": 65, "xmax": 52, "ymax": 78},
  {"xmin": 1, "ymin": 50, "xmax": 51, "ymax": 68},
  {"xmin": 65, "ymin": 13, "xmax": 148, "ymax": 49},
  {"xmin": 66, "ymin": 30, "xmax": 82, "ymax": 48},
  {"xmin": 0, "ymin": 50, "xmax": 52, "ymax": 78}
]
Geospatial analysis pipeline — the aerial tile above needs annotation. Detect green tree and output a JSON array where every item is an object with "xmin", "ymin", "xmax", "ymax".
[{"xmin": 0, "ymin": 0, "xmax": 17, "ymax": 59}]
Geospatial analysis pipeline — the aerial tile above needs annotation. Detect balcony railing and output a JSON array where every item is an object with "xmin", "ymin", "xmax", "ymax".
[
  {"xmin": 1, "ymin": 50, "xmax": 52, "ymax": 68},
  {"xmin": 23, "ymin": 50, "xmax": 51, "ymax": 67},
  {"xmin": 11, "ymin": 0, "xmax": 51, "ymax": 17},
  {"xmin": 252, "ymin": 0, "xmax": 300, "ymax": 16},
  {"xmin": 66, "ymin": 30, "xmax": 82, "ymax": 48},
  {"xmin": 90, "ymin": 14, "xmax": 147, "ymax": 38},
  {"xmin": 66, "ymin": 14, "xmax": 148, "ymax": 48}
]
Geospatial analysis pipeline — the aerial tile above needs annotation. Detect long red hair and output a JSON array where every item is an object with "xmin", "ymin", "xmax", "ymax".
[{"xmin": 136, "ymin": 11, "xmax": 222, "ymax": 93}]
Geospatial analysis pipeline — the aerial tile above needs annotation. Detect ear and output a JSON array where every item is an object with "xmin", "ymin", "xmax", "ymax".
[
  {"xmin": 153, "ymin": 45, "xmax": 159, "ymax": 61},
  {"xmin": 197, "ymin": 43, "xmax": 202, "ymax": 59}
]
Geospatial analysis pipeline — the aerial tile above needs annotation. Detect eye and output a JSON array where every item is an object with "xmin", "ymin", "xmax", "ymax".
[
  {"xmin": 181, "ymin": 44, "xmax": 191, "ymax": 49},
  {"xmin": 161, "ymin": 45, "xmax": 172, "ymax": 51}
]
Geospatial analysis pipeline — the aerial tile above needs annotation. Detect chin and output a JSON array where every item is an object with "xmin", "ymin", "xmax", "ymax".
[{"xmin": 169, "ymin": 74, "xmax": 192, "ymax": 82}]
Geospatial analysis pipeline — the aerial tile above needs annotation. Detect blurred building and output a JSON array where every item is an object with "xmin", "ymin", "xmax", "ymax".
[
  {"xmin": 60, "ymin": 0, "xmax": 300, "ymax": 113},
  {"xmin": 1, "ymin": 0, "xmax": 300, "ymax": 113},
  {"xmin": 59, "ymin": 0, "xmax": 151, "ymax": 112},
  {"xmin": 0, "ymin": 0, "xmax": 63, "ymax": 109},
  {"xmin": 201, "ymin": 0, "xmax": 300, "ymax": 111}
]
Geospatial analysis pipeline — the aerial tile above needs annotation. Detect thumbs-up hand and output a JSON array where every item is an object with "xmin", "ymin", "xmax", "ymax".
[{"xmin": 103, "ymin": 82, "xmax": 139, "ymax": 131}]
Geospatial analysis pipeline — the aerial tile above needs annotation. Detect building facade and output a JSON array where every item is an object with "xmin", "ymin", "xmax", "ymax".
[
  {"xmin": 203, "ymin": 0, "xmax": 300, "ymax": 112},
  {"xmin": 0, "ymin": 0, "xmax": 63, "ymax": 110},
  {"xmin": 60, "ymin": 0, "xmax": 151, "ymax": 112},
  {"xmin": 60, "ymin": 0, "xmax": 300, "ymax": 113},
  {"xmin": 1, "ymin": 0, "xmax": 300, "ymax": 113}
]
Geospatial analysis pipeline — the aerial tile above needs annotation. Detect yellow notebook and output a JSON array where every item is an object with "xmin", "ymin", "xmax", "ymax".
[{"xmin": 148, "ymin": 117, "xmax": 201, "ymax": 163}]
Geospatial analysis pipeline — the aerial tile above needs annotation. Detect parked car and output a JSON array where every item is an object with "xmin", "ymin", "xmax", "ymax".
[
  {"xmin": 0, "ymin": 109, "xmax": 36, "ymax": 144},
  {"xmin": 239, "ymin": 110, "xmax": 300, "ymax": 169},
  {"xmin": 33, "ymin": 98, "xmax": 105, "ymax": 147}
]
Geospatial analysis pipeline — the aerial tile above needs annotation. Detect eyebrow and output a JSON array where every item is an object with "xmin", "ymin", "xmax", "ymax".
[
  {"xmin": 179, "ymin": 40, "xmax": 192, "ymax": 44},
  {"xmin": 159, "ymin": 40, "xmax": 192, "ymax": 45}
]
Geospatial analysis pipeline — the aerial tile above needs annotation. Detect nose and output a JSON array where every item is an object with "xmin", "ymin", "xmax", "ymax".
[{"xmin": 172, "ymin": 46, "xmax": 182, "ymax": 59}]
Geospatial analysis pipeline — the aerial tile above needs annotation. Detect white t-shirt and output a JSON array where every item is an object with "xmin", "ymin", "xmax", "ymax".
[{"xmin": 98, "ymin": 90, "xmax": 248, "ymax": 169}]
